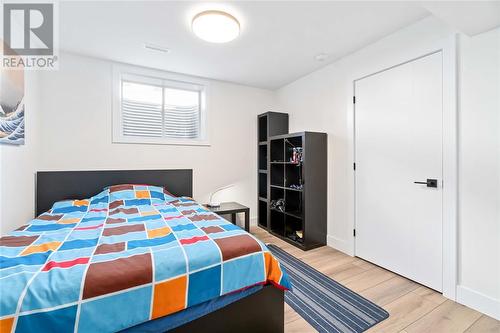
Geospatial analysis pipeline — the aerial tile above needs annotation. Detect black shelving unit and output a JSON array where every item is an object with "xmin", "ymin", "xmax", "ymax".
[
  {"xmin": 267, "ymin": 131, "xmax": 327, "ymax": 250},
  {"xmin": 257, "ymin": 112, "xmax": 289, "ymax": 230}
]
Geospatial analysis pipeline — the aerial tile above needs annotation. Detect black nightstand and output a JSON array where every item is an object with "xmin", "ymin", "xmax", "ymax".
[{"xmin": 204, "ymin": 202, "xmax": 250, "ymax": 232}]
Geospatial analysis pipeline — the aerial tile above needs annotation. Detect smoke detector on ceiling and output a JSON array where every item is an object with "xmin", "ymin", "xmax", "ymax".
[{"xmin": 315, "ymin": 53, "xmax": 329, "ymax": 62}]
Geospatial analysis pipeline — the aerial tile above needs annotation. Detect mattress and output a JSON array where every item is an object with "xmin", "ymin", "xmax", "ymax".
[{"xmin": 0, "ymin": 184, "xmax": 290, "ymax": 333}]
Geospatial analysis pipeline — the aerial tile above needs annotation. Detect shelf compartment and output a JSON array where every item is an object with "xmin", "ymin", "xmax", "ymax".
[
  {"xmin": 258, "ymin": 200, "xmax": 268, "ymax": 228},
  {"xmin": 258, "ymin": 115, "xmax": 268, "ymax": 142},
  {"xmin": 270, "ymin": 139, "xmax": 285, "ymax": 162},
  {"xmin": 285, "ymin": 163, "xmax": 303, "ymax": 188},
  {"xmin": 270, "ymin": 207, "xmax": 301, "ymax": 219},
  {"xmin": 258, "ymin": 145, "xmax": 268, "ymax": 170},
  {"xmin": 270, "ymin": 186, "xmax": 284, "ymax": 202},
  {"xmin": 285, "ymin": 215, "xmax": 304, "ymax": 244},
  {"xmin": 285, "ymin": 190, "xmax": 302, "ymax": 216},
  {"xmin": 284, "ymin": 136, "xmax": 303, "ymax": 163},
  {"xmin": 258, "ymin": 173, "xmax": 267, "ymax": 199},
  {"xmin": 270, "ymin": 209, "xmax": 285, "ymax": 236},
  {"xmin": 270, "ymin": 164, "xmax": 284, "ymax": 187}
]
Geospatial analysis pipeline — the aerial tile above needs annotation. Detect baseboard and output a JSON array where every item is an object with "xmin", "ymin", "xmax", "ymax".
[
  {"xmin": 250, "ymin": 216, "xmax": 258, "ymax": 226},
  {"xmin": 456, "ymin": 285, "xmax": 500, "ymax": 320},
  {"xmin": 326, "ymin": 235, "xmax": 354, "ymax": 256}
]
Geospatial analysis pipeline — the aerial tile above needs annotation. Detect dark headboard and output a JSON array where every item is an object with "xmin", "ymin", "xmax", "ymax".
[{"xmin": 36, "ymin": 169, "xmax": 193, "ymax": 216}]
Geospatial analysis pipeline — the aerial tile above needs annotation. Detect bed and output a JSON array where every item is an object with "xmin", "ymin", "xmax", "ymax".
[{"xmin": 0, "ymin": 169, "xmax": 289, "ymax": 333}]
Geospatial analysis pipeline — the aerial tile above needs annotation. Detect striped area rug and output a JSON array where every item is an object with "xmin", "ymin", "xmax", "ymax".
[{"xmin": 268, "ymin": 244, "xmax": 389, "ymax": 333}]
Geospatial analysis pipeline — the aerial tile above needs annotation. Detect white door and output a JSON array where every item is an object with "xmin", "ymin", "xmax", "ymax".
[{"xmin": 355, "ymin": 52, "xmax": 443, "ymax": 291}]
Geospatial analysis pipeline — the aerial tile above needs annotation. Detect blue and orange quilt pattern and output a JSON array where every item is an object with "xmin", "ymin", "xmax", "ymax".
[{"xmin": 0, "ymin": 185, "xmax": 290, "ymax": 333}]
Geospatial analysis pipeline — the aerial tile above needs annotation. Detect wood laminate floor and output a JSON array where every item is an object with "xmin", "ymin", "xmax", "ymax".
[{"xmin": 251, "ymin": 226, "xmax": 500, "ymax": 333}]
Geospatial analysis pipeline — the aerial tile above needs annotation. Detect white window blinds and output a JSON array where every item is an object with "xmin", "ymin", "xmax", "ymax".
[
  {"xmin": 120, "ymin": 77, "xmax": 202, "ymax": 140},
  {"xmin": 122, "ymin": 81, "xmax": 163, "ymax": 138},
  {"xmin": 163, "ymin": 87, "xmax": 200, "ymax": 139}
]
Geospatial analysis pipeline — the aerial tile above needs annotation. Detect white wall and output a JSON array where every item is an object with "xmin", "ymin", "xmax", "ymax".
[
  {"xmin": 0, "ymin": 52, "xmax": 275, "ymax": 234},
  {"xmin": 276, "ymin": 17, "xmax": 500, "ymax": 318},
  {"xmin": 0, "ymin": 71, "xmax": 41, "ymax": 235},
  {"xmin": 457, "ymin": 27, "xmax": 500, "ymax": 318},
  {"xmin": 276, "ymin": 17, "xmax": 453, "ymax": 253}
]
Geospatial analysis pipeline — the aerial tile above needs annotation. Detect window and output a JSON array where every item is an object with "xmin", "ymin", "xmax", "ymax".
[{"xmin": 113, "ymin": 66, "xmax": 208, "ymax": 145}]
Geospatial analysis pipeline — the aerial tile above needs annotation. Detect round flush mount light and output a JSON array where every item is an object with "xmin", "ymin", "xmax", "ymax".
[{"xmin": 192, "ymin": 10, "xmax": 240, "ymax": 43}]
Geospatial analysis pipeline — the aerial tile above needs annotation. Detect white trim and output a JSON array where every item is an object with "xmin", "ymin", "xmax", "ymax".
[
  {"xmin": 112, "ymin": 63, "xmax": 210, "ymax": 146},
  {"xmin": 327, "ymin": 235, "xmax": 353, "ymax": 256},
  {"xmin": 456, "ymin": 285, "xmax": 500, "ymax": 320},
  {"xmin": 441, "ymin": 34, "xmax": 458, "ymax": 300},
  {"xmin": 348, "ymin": 34, "xmax": 458, "ymax": 300},
  {"xmin": 250, "ymin": 216, "xmax": 258, "ymax": 226}
]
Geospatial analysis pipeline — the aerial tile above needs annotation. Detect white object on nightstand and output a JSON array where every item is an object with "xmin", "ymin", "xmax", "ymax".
[{"xmin": 207, "ymin": 184, "xmax": 235, "ymax": 208}]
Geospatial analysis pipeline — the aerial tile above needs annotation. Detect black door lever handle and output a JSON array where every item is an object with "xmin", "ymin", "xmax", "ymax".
[{"xmin": 414, "ymin": 179, "xmax": 438, "ymax": 188}]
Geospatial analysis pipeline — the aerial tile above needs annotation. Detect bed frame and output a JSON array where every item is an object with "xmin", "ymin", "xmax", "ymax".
[
  {"xmin": 170, "ymin": 285, "xmax": 283, "ymax": 333},
  {"xmin": 36, "ymin": 169, "xmax": 193, "ymax": 216},
  {"xmin": 35, "ymin": 169, "xmax": 285, "ymax": 333}
]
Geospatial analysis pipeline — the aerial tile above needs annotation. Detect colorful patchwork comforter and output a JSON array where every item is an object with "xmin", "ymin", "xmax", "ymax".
[{"xmin": 0, "ymin": 185, "xmax": 290, "ymax": 333}]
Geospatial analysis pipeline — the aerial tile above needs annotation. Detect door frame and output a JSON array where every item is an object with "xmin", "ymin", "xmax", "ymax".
[{"xmin": 347, "ymin": 35, "xmax": 458, "ymax": 300}]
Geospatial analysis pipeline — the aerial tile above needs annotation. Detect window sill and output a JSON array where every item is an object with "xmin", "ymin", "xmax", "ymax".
[{"xmin": 112, "ymin": 137, "xmax": 211, "ymax": 146}]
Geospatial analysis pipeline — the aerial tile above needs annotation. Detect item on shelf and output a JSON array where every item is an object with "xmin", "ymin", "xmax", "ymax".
[
  {"xmin": 287, "ymin": 232, "xmax": 304, "ymax": 243},
  {"xmin": 285, "ymin": 138, "xmax": 303, "ymax": 165},
  {"xmin": 289, "ymin": 184, "xmax": 303, "ymax": 190},
  {"xmin": 270, "ymin": 198, "xmax": 285, "ymax": 212},
  {"xmin": 289, "ymin": 147, "xmax": 303, "ymax": 165},
  {"xmin": 296, "ymin": 230, "xmax": 303, "ymax": 239}
]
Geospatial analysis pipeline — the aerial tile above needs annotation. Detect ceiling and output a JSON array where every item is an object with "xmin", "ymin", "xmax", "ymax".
[
  {"xmin": 421, "ymin": 1, "xmax": 500, "ymax": 36},
  {"xmin": 58, "ymin": 1, "xmax": 498, "ymax": 90}
]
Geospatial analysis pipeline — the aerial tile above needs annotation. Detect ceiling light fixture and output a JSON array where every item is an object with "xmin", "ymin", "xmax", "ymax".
[{"xmin": 192, "ymin": 10, "xmax": 240, "ymax": 43}]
